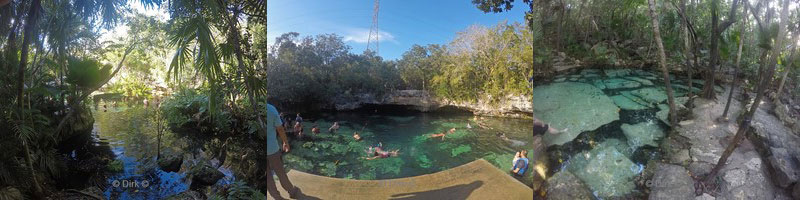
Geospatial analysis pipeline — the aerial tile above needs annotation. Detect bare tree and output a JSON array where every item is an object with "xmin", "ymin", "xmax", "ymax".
[{"xmin": 647, "ymin": 0, "xmax": 678, "ymax": 126}]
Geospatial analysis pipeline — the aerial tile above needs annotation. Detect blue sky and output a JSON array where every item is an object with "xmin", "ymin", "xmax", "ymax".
[{"xmin": 267, "ymin": 0, "xmax": 529, "ymax": 60}]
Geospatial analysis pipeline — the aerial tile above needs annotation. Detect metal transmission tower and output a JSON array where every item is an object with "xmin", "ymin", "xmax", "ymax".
[{"xmin": 366, "ymin": 0, "xmax": 380, "ymax": 55}]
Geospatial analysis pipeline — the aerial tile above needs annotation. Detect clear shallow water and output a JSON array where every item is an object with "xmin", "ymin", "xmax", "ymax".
[
  {"xmin": 534, "ymin": 69, "xmax": 712, "ymax": 198},
  {"xmin": 280, "ymin": 106, "xmax": 536, "ymax": 187},
  {"xmin": 92, "ymin": 106, "xmax": 266, "ymax": 199}
]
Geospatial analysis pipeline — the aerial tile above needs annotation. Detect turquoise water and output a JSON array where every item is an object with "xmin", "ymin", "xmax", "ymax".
[
  {"xmin": 534, "ymin": 69, "xmax": 714, "ymax": 198},
  {"xmin": 279, "ymin": 106, "xmax": 536, "ymax": 187}
]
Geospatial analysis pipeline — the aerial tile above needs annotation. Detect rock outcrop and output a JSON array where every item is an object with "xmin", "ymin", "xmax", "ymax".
[
  {"xmin": 189, "ymin": 164, "xmax": 224, "ymax": 187},
  {"xmin": 331, "ymin": 90, "xmax": 532, "ymax": 118},
  {"xmin": 648, "ymin": 163, "xmax": 694, "ymax": 200},
  {"xmin": 158, "ymin": 153, "xmax": 184, "ymax": 173},
  {"xmin": 534, "ymin": 82, "xmax": 619, "ymax": 146},
  {"xmin": 546, "ymin": 171, "xmax": 594, "ymax": 200}
]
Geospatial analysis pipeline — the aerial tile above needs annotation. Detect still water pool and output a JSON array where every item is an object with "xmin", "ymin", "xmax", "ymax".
[
  {"xmin": 534, "ymin": 69, "xmax": 716, "ymax": 198},
  {"xmin": 279, "ymin": 106, "xmax": 535, "ymax": 187},
  {"xmin": 92, "ymin": 106, "xmax": 266, "ymax": 199}
]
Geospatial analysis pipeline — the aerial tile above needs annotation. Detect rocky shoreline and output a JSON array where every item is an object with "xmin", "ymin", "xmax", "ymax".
[{"xmin": 330, "ymin": 90, "xmax": 532, "ymax": 118}]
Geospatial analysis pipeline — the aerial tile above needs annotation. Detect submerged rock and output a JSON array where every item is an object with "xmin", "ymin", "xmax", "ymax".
[
  {"xmin": 610, "ymin": 95, "xmax": 650, "ymax": 110},
  {"xmin": 571, "ymin": 143, "xmax": 638, "ymax": 198},
  {"xmin": 546, "ymin": 171, "xmax": 594, "ymax": 200},
  {"xmin": 648, "ymin": 163, "xmax": 694, "ymax": 200},
  {"xmin": 621, "ymin": 121, "xmax": 665, "ymax": 148},
  {"xmin": 631, "ymin": 88, "xmax": 668, "ymax": 104},
  {"xmin": 604, "ymin": 78, "xmax": 642, "ymax": 89},
  {"xmin": 534, "ymin": 82, "xmax": 619, "ymax": 146},
  {"xmin": 605, "ymin": 69, "xmax": 632, "ymax": 77},
  {"xmin": 657, "ymin": 104, "xmax": 669, "ymax": 125},
  {"xmin": 626, "ymin": 77, "xmax": 654, "ymax": 85}
]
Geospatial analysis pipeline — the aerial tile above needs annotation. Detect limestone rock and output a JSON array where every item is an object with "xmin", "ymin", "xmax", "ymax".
[
  {"xmin": 768, "ymin": 147, "xmax": 799, "ymax": 188},
  {"xmin": 535, "ymin": 82, "xmax": 619, "ymax": 146},
  {"xmin": 695, "ymin": 193, "xmax": 715, "ymax": 200},
  {"xmin": 621, "ymin": 121, "xmax": 665, "ymax": 148},
  {"xmin": 546, "ymin": 171, "xmax": 594, "ymax": 200},
  {"xmin": 688, "ymin": 161, "xmax": 713, "ymax": 177},
  {"xmin": 657, "ymin": 104, "xmax": 670, "ymax": 125},
  {"xmin": 670, "ymin": 149, "xmax": 691, "ymax": 165},
  {"xmin": 793, "ymin": 182, "xmax": 800, "ymax": 200},
  {"xmin": 648, "ymin": 163, "xmax": 695, "ymax": 200},
  {"xmin": 572, "ymin": 144, "xmax": 638, "ymax": 198}
]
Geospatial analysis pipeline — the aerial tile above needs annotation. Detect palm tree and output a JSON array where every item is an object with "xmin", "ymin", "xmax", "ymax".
[{"xmin": 165, "ymin": 0, "xmax": 267, "ymax": 135}]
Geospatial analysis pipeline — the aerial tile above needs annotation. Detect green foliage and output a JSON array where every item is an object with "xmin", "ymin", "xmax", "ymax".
[
  {"xmin": 159, "ymin": 88, "xmax": 232, "ymax": 132},
  {"xmin": 268, "ymin": 21, "xmax": 532, "ymax": 106},
  {"xmin": 430, "ymin": 22, "xmax": 533, "ymax": 103},
  {"xmin": 206, "ymin": 181, "xmax": 266, "ymax": 200},
  {"xmin": 106, "ymin": 76, "xmax": 153, "ymax": 102},
  {"xmin": 106, "ymin": 159, "xmax": 124, "ymax": 173},
  {"xmin": 417, "ymin": 154, "xmax": 433, "ymax": 169},
  {"xmin": 66, "ymin": 57, "xmax": 111, "ymax": 89}
]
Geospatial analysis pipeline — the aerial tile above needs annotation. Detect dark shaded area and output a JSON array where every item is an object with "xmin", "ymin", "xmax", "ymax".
[{"xmin": 389, "ymin": 181, "xmax": 484, "ymax": 200}]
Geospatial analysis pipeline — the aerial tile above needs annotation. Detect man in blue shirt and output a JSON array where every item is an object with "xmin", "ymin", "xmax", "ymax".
[{"xmin": 266, "ymin": 103, "xmax": 300, "ymax": 199}]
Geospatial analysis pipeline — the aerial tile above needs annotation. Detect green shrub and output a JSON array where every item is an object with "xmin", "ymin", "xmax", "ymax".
[{"xmin": 160, "ymin": 88, "xmax": 232, "ymax": 132}]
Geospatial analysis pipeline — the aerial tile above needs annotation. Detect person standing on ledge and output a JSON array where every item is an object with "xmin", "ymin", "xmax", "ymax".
[{"xmin": 267, "ymin": 103, "xmax": 301, "ymax": 200}]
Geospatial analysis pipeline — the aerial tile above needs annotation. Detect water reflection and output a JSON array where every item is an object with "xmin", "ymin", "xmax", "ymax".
[{"xmin": 92, "ymin": 106, "xmax": 267, "ymax": 198}]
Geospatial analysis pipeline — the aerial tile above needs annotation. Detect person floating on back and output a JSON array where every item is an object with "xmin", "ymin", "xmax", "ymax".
[
  {"xmin": 328, "ymin": 122, "xmax": 340, "ymax": 133},
  {"xmin": 510, "ymin": 150, "xmax": 529, "ymax": 177},
  {"xmin": 429, "ymin": 128, "xmax": 456, "ymax": 141}
]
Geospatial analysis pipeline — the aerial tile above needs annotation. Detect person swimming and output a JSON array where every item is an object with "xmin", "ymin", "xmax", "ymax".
[
  {"xmin": 328, "ymin": 122, "xmax": 340, "ymax": 133},
  {"xmin": 353, "ymin": 132, "xmax": 362, "ymax": 141},
  {"xmin": 533, "ymin": 116, "xmax": 568, "ymax": 135},
  {"xmin": 498, "ymin": 133, "xmax": 526, "ymax": 147},
  {"xmin": 365, "ymin": 146, "xmax": 399, "ymax": 160},
  {"xmin": 429, "ymin": 128, "xmax": 457, "ymax": 141},
  {"xmin": 312, "ymin": 124, "xmax": 320, "ymax": 134}
]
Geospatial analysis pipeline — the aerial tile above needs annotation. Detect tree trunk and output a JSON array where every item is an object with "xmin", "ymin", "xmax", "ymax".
[
  {"xmin": 722, "ymin": 6, "xmax": 747, "ymax": 119},
  {"xmin": 648, "ymin": 0, "xmax": 678, "ymax": 126},
  {"xmin": 706, "ymin": 0, "xmax": 790, "ymax": 184},
  {"xmin": 775, "ymin": 48, "xmax": 796, "ymax": 100},
  {"xmin": 680, "ymin": 0, "xmax": 693, "ymax": 99},
  {"xmin": 15, "ymin": 0, "xmax": 44, "ymax": 197},
  {"xmin": 226, "ymin": 8, "xmax": 269, "ymax": 138},
  {"xmin": 703, "ymin": 0, "xmax": 740, "ymax": 99}
]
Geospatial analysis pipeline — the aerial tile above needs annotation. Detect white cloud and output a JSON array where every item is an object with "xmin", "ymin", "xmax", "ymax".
[{"xmin": 343, "ymin": 28, "xmax": 397, "ymax": 44}]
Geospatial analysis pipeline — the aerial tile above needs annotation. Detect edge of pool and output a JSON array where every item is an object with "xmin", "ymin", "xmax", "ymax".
[{"xmin": 267, "ymin": 159, "xmax": 534, "ymax": 200}]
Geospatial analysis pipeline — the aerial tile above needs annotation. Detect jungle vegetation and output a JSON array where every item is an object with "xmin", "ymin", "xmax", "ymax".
[{"xmin": 0, "ymin": 0, "xmax": 265, "ymax": 198}]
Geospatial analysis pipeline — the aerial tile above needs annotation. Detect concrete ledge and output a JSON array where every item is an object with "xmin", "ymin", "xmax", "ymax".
[{"xmin": 267, "ymin": 159, "xmax": 533, "ymax": 200}]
